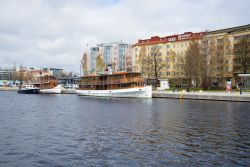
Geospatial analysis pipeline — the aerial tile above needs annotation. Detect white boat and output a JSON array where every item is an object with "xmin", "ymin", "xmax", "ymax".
[
  {"xmin": 76, "ymin": 86, "xmax": 152, "ymax": 98},
  {"xmin": 34, "ymin": 75, "xmax": 62, "ymax": 94},
  {"xmin": 39, "ymin": 84, "xmax": 62, "ymax": 94},
  {"xmin": 76, "ymin": 71, "xmax": 152, "ymax": 98}
]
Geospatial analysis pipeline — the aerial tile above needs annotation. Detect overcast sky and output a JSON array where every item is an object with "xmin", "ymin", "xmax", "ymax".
[{"xmin": 0, "ymin": 0, "xmax": 249, "ymax": 73}]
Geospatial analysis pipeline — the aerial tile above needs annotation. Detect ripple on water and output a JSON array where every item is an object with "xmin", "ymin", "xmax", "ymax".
[{"xmin": 0, "ymin": 92, "xmax": 249, "ymax": 166}]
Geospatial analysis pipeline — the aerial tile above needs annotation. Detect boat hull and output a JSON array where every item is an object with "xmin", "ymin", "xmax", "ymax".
[
  {"xmin": 39, "ymin": 85, "xmax": 62, "ymax": 94},
  {"xmin": 18, "ymin": 88, "xmax": 39, "ymax": 94},
  {"xmin": 76, "ymin": 86, "xmax": 152, "ymax": 98}
]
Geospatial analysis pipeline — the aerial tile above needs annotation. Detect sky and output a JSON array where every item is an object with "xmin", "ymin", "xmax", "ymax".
[{"xmin": 0, "ymin": 0, "xmax": 249, "ymax": 73}]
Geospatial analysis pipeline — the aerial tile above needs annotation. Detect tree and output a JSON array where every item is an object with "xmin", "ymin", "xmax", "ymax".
[
  {"xmin": 136, "ymin": 46, "xmax": 146, "ymax": 72},
  {"xmin": 25, "ymin": 71, "xmax": 33, "ymax": 82},
  {"xmin": 147, "ymin": 46, "xmax": 165, "ymax": 85},
  {"xmin": 125, "ymin": 50, "xmax": 132, "ymax": 71},
  {"xmin": 233, "ymin": 35, "xmax": 250, "ymax": 74},
  {"xmin": 207, "ymin": 39, "xmax": 218, "ymax": 82},
  {"xmin": 178, "ymin": 42, "xmax": 207, "ymax": 87},
  {"xmin": 96, "ymin": 53, "xmax": 105, "ymax": 72},
  {"xmin": 81, "ymin": 53, "xmax": 88, "ymax": 75}
]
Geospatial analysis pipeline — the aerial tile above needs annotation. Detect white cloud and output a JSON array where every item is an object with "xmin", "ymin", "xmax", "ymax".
[{"xmin": 0, "ymin": 0, "xmax": 249, "ymax": 72}]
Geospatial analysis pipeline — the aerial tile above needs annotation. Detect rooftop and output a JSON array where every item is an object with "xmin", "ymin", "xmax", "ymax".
[
  {"xmin": 133, "ymin": 31, "xmax": 206, "ymax": 46},
  {"xmin": 207, "ymin": 24, "xmax": 250, "ymax": 35}
]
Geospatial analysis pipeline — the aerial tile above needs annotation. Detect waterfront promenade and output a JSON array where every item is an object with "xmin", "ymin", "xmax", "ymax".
[{"xmin": 153, "ymin": 90, "xmax": 250, "ymax": 102}]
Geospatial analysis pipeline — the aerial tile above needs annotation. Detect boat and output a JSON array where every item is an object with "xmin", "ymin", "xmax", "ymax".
[
  {"xmin": 34, "ymin": 75, "xmax": 62, "ymax": 94},
  {"xmin": 76, "ymin": 71, "xmax": 152, "ymax": 98},
  {"xmin": 17, "ymin": 84, "xmax": 40, "ymax": 94}
]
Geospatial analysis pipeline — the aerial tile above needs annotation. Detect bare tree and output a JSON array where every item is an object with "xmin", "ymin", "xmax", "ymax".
[
  {"xmin": 136, "ymin": 46, "xmax": 146, "ymax": 72},
  {"xmin": 233, "ymin": 35, "xmax": 250, "ymax": 74},
  {"xmin": 111, "ymin": 61, "xmax": 118, "ymax": 72},
  {"xmin": 96, "ymin": 53, "xmax": 105, "ymax": 72},
  {"xmin": 147, "ymin": 46, "xmax": 165, "ymax": 85},
  {"xmin": 178, "ymin": 42, "xmax": 207, "ymax": 87},
  {"xmin": 125, "ymin": 50, "xmax": 132, "ymax": 71},
  {"xmin": 207, "ymin": 39, "xmax": 218, "ymax": 82},
  {"xmin": 25, "ymin": 71, "xmax": 34, "ymax": 82},
  {"xmin": 81, "ymin": 53, "xmax": 88, "ymax": 75}
]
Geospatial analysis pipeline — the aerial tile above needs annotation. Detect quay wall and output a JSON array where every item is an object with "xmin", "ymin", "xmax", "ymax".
[
  {"xmin": 61, "ymin": 89, "xmax": 76, "ymax": 94},
  {"xmin": 152, "ymin": 91, "xmax": 250, "ymax": 102},
  {"xmin": 0, "ymin": 87, "xmax": 18, "ymax": 91}
]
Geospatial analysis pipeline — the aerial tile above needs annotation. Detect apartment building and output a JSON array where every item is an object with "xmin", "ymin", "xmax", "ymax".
[
  {"xmin": 85, "ymin": 42, "xmax": 132, "ymax": 74},
  {"xmin": 201, "ymin": 24, "xmax": 250, "ymax": 86},
  {"xmin": 132, "ymin": 32, "xmax": 205, "ymax": 79}
]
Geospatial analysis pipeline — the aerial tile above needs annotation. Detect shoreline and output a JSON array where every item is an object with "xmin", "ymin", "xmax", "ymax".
[
  {"xmin": 0, "ymin": 87, "xmax": 18, "ymax": 91},
  {"xmin": 153, "ymin": 91, "xmax": 250, "ymax": 102},
  {"xmin": 1, "ymin": 87, "xmax": 249, "ymax": 102}
]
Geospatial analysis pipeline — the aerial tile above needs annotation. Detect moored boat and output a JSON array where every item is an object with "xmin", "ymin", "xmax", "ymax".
[
  {"xmin": 34, "ymin": 75, "xmax": 62, "ymax": 94},
  {"xmin": 17, "ymin": 85, "xmax": 40, "ymax": 94},
  {"xmin": 76, "ymin": 71, "xmax": 152, "ymax": 98},
  {"xmin": 39, "ymin": 84, "xmax": 62, "ymax": 94}
]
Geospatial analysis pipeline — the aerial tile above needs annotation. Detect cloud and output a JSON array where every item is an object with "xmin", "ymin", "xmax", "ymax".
[{"xmin": 0, "ymin": 0, "xmax": 249, "ymax": 72}]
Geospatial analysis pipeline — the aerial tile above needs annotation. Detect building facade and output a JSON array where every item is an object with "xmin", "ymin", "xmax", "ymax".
[
  {"xmin": 132, "ymin": 32, "xmax": 205, "ymax": 79},
  {"xmin": 201, "ymin": 24, "xmax": 250, "ymax": 86},
  {"xmin": 0, "ymin": 68, "xmax": 16, "ymax": 80},
  {"xmin": 42, "ymin": 68, "xmax": 63, "ymax": 77},
  {"xmin": 84, "ymin": 42, "xmax": 132, "ymax": 74}
]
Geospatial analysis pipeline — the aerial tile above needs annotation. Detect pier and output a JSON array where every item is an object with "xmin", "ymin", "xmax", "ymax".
[{"xmin": 153, "ymin": 91, "xmax": 250, "ymax": 102}]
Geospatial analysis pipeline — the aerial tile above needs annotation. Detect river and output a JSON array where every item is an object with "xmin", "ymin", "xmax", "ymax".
[{"xmin": 0, "ymin": 91, "xmax": 249, "ymax": 166}]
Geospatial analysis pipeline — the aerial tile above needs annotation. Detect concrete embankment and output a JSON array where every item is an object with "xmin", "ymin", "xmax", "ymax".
[
  {"xmin": 153, "ymin": 91, "xmax": 250, "ymax": 102},
  {"xmin": 0, "ymin": 87, "xmax": 18, "ymax": 91},
  {"xmin": 61, "ymin": 89, "xmax": 76, "ymax": 94}
]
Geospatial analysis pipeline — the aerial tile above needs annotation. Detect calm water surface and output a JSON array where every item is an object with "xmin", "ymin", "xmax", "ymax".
[{"xmin": 0, "ymin": 91, "xmax": 249, "ymax": 167}]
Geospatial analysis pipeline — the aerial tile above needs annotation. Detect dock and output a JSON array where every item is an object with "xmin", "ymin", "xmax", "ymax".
[
  {"xmin": 152, "ymin": 91, "xmax": 250, "ymax": 102},
  {"xmin": 0, "ymin": 87, "xmax": 18, "ymax": 91},
  {"xmin": 61, "ymin": 89, "xmax": 76, "ymax": 94}
]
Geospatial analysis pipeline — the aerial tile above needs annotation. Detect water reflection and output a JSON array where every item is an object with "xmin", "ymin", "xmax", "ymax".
[{"xmin": 0, "ymin": 91, "xmax": 249, "ymax": 166}]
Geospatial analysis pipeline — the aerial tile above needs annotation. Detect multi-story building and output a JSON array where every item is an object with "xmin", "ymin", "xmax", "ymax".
[
  {"xmin": 85, "ymin": 42, "xmax": 132, "ymax": 74},
  {"xmin": 89, "ymin": 47, "xmax": 99, "ymax": 73},
  {"xmin": 0, "ymin": 68, "xmax": 16, "ymax": 80},
  {"xmin": 42, "ymin": 68, "xmax": 63, "ymax": 77},
  {"xmin": 201, "ymin": 24, "xmax": 250, "ymax": 86},
  {"xmin": 132, "ymin": 32, "xmax": 205, "ymax": 79}
]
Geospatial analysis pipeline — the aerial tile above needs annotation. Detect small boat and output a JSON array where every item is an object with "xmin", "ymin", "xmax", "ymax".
[
  {"xmin": 34, "ymin": 75, "xmax": 62, "ymax": 94},
  {"xmin": 76, "ymin": 71, "xmax": 152, "ymax": 98},
  {"xmin": 17, "ymin": 85, "xmax": 40, "ymax": 94}
]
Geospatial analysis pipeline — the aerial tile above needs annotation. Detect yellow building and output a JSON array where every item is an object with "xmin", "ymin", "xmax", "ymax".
[
  {"xmin": 132, "ymin": 32, "xmax": 205, "ymax": 79},
  {"xmin": 201, "ymin": 24, "xmax": 250, "ymax": 86}
]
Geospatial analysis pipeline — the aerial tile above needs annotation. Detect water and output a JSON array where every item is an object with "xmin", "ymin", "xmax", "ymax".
[{"xmin": 0, "ymin": 91, "xmax": 249, "ymax": 167}]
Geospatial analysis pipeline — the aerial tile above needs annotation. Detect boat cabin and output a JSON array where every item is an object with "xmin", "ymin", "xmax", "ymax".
[
  {"xmin": 78, "ymin": 72, "xmax": 144, "ymax": 90},
  {"xmin": 21, "ymin": 85, "xmax": 37, "ymax": 89},
  {"xmin": 33, "ymin": 75, "xmax": 59, "ymax": 89}
]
